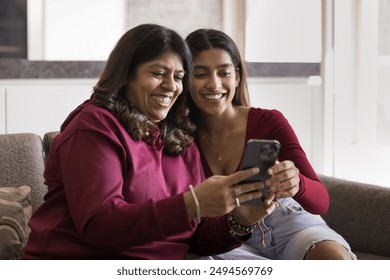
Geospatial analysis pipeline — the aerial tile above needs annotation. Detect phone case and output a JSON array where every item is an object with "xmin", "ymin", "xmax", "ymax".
[{"xmin": 239, "ymin": 139, "xmax": 280, "ymax": 205}]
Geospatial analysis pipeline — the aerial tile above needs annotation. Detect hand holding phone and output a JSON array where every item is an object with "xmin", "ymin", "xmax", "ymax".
[{"xmin": 239, "ymin": 139, "xmax": 280, "ymax": 205}]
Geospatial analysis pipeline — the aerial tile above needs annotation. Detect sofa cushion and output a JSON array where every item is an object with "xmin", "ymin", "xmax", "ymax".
[
  {"xmin": 0, "ymin": 185, "xmax": 32, "ymax": 260},
  {"xmin": 0, "ymin": 133, "xmax": 47, "ymax": 212}
]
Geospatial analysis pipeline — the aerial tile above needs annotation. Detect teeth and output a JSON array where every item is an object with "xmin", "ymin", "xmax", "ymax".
[
  {"xmin": 204, "ymin": 94, "xmax": 223, "ymax": 100},
  {"xmin": 152, "ymin": 95, "xmax": 171, "ymax": 105}
]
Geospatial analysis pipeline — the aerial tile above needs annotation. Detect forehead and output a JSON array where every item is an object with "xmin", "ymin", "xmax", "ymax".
[
  {"xmin": 193, "ymin": 48, "xmax": 234, "ymax": 67},
  {"xmin": 142, "ymin": 51, "xmax": 184, "ymax": 71}
]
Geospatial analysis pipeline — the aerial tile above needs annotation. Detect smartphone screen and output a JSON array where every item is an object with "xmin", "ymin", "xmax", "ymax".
[{"xmin": 239, "ymin": 139, "xmax": 280, "ymax": 205}]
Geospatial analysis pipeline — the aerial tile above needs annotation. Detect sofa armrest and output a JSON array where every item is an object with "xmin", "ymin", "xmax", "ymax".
[
  {"xmin": 319, "ymin": 174, "xmax": 390, "ymax": 258},
  {"xmin": 0, "ymin": 133, "xmax": 47, "ymax": 212}
]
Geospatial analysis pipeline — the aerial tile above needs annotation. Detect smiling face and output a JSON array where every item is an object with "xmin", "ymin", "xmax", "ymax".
[
  {"xmin": 190, "ymin": 48, "xmax": 240, "ymax": 116},
  {"xmin": 125, "ymin": 52, "xmax": 185, "ymax": 123}
]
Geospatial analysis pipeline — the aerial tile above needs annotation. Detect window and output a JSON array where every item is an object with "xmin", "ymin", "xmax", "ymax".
[
  {"xmin": 240, "ymin": 0, "xmax": 390, "ymax": 187},
  {"xmin": 0, "ymin": 0, "xmax": 27, "ymax": 58},
  {"xmin": 332, "ymin": 0, "xmax": 390, "ymax": 187}
]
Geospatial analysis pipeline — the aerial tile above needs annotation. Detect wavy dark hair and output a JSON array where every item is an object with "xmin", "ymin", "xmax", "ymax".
[
  {"xmin": 185, "ymin": 29, "xmax": 250, "ymax": 122},
  {"xmin": 91, "ymin": 24, "xmax": 195, "ymax": 156}
]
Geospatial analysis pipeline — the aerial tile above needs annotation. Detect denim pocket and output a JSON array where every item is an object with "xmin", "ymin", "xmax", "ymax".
[{"xmin": 278, "ymin": 198, "xmax": 304, "ymax": 215}]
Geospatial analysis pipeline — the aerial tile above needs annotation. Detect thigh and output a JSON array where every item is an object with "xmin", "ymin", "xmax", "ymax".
[
  {"xmin": 281, "ymin": 224, "xmax": 356, "ymax": 259},
  {"xmin": 247, "ymin": 198, "xmax": 355, "ymax": 259}
]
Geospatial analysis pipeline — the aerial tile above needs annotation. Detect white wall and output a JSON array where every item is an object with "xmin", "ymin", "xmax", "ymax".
[{"xmin": 1, "ymin": 79, "xmax": 96, "ymax": 138}]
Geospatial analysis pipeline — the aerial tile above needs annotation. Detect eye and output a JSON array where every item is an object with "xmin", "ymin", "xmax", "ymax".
[
  {"xmin": 174, "ymin": 75, "xmax": 184, "ymax": 82},
  {"xmin": 152, "ymin": 72, "xmax": 165, "ymax": 78},
  {"xmin": 219, "ymin": 71, "xmax": 231, "ymax": 77},
  {"xmin": 193, "ymin": 72, "xmax": 207, "ymax": 78}
]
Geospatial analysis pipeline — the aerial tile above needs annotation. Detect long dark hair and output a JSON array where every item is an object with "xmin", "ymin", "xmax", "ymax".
[
  {"xmin": 185, "ymin": 29, "xmax": 250, "ymax": 122},
  {"xmin": 91, "ymin": 24, "xmax": 194, "ymax": 156}
]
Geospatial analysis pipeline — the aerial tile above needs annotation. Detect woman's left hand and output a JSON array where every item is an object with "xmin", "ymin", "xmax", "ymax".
[{"xmin": 266, "ymin": 160, "xmax": 300, "ymax": 199}]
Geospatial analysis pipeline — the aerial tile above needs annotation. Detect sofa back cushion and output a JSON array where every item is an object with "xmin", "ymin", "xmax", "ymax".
[{"xmin": 0, "ymin": 133, "xmax": 47, "ymax": 212}]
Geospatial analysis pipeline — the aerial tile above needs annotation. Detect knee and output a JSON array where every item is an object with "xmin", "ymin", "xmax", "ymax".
[{"xmin": 305, "ymin": 240, "xmax": 353, "ymax": 260}]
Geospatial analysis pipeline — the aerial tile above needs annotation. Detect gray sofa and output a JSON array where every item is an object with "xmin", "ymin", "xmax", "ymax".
[
  {"xmin": 319, "ymin": 175, "xmax": 390, "ymax": 260},
  {"xmin": 1, "ymin": 132, "xmax": 389, "ymax": 259}
]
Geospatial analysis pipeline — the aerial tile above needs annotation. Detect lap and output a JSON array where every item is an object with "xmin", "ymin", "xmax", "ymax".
[{"xmin": 214, "ymin": 198, "xmax": 355, "ymax": 260}]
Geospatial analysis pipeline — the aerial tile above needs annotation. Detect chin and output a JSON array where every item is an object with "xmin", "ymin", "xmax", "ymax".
[{"xmin": 152, "ymin": 113, "xmax": 168, "ymax": 123}]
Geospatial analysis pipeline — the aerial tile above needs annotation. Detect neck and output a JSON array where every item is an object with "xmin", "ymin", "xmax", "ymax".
[
  {"xmin": 197, "ymin": 105, "xmax": 240, "ymax": 162},
  {"xmin": 198, "ymin": 106, "xmax": 239, "ymax": 136}
]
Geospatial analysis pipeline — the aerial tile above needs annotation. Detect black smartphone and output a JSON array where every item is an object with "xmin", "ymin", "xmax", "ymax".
[{"xmin": 239, "ymin": 139, "xmax": 281, "ymax": 205}]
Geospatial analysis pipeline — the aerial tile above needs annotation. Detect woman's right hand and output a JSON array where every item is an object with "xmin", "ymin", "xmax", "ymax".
[{"xmin": 184, "ymin": 167, "xmax": 264, "ymax": 221}]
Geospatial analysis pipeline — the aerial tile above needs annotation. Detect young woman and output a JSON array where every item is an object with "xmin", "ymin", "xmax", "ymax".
[
  {"xmin": 22, "ymin": 24, "xmax": 275, "ymax": 260},
  {"xmin": 185, "ymin": 28, "xmax": 356, "ymax": 259}
]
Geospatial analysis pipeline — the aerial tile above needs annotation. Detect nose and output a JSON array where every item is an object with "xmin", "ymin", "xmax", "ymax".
[
  {"xmin": 161, "ymin": 76, "xmax": 176, "ymax": 92},
  {"xmin": 206, "ymin": 75, "xmax": 221, "ymax": 91}
]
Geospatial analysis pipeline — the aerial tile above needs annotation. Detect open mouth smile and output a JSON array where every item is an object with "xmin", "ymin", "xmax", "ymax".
[
  {"xmin": 152, "ymin": 95, "xmax": 172, "ymax": 106},
  {"xmin": 203, "ymin": 93, "xmax": 226, "ymax": 100}
]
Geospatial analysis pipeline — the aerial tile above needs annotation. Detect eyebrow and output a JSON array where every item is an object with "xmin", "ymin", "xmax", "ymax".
[
  {"xmin": 147, "ymin": 63, "xmax": 185, "ymax": 74},
  {"xmin": 193, "ymin": 63, "xmax": 234, "ymax": 70}
]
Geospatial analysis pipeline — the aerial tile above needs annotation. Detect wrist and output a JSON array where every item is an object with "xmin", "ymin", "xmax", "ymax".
[
  {"xmin": 184, "ymin": 185, "xmax": 201, "ymax": 223},
  {"xmin": 227, "ymin": 212, "xmax": 253, "ymax": 241},
  {"xmin": 231, "ymin": 210, "xmax": 254, "ymax": 227}
]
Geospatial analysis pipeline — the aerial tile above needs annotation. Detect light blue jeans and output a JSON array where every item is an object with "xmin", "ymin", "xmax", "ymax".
[{"xmin": 212, "ymin": 198, "xmax": 356, "ymax": 260}]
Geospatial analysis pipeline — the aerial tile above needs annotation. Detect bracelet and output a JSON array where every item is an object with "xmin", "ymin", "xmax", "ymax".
[
  {"xmin": 228, "ymin": 212, "xmax": 252, "ymax": 235},
  {"xmin": 188, "ymin": 185, "xmax": 201, "ymax": 223}
]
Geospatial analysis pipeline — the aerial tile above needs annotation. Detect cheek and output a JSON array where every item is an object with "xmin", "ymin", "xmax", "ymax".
[
  {"xmin": 227, "ymin": 78, "xmax": 237, "ymax": 89},
  {"xmin": 190, "ymin": 80, "xmax": 202, "ymax": 93},
  {"xmin": 190, "ymin": 87, "xmax": 198, "ymax": 100},
  {"xmin": 177, "ymin": 83, "xmax": 183, "ymax": 94}
]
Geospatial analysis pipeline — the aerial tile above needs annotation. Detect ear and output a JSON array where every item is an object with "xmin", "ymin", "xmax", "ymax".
[{"xmin": 235, "ymin": 67, "xmax": 241, "ymax": 87}]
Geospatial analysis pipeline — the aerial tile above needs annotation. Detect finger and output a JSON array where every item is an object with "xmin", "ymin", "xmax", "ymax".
[
  {"xmin": 235, "ymin": 181, "xmax": 265, "ymax": 196},
  {"xmin": 269, "ymin": 173, "xmax": 300, "ymax": 194},
  {"xmin": 226, "ymin": 167, "xmax": 260, "ymax": 185},
  {"xmin": 239, "ymin": 189, "xmax": 262, "ymax": 204},
  {"xmin": 263, "ymin": 193, "xmax": 276, "ymax": 206},
  {"xmin": 275, "ymin": 184, "xmax": 299, "ymax": 198},
  {"xmin": 264, "ymin": 201, "xmax": 278, "ymax": 215},
  {"xmin": 267, "ymin": 167, "xmax": 299, "ymax": 190},
  {"xmin": 280, "ymin": 175, "xmax": 300, "ymax": 190},
  {"xmin": 268, "ymin": 160, "xmax": 295, "ymax": 176}
]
